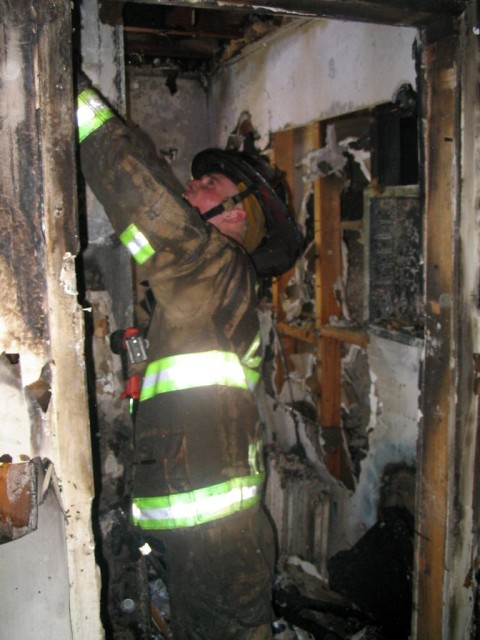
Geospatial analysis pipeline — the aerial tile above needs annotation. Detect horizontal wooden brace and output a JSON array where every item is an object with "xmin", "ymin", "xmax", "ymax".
[{"xmin": 277, "ymin": 321, "xmax": 369, "ymax": 348}]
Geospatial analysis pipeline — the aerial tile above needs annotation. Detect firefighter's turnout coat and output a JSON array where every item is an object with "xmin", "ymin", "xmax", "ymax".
[{"xmin": 78, "ymin": 90, "xmax": 274, "ymax": 638}]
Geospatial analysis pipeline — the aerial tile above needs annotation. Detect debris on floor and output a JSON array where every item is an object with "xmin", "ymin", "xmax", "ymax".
[
  {"xmin": 328, "ymin": 507, "xmax": 414, "ymax": 640},
  {"xmin": 272, "ymin": 555, "xmax": 381, "ymax": 640}
]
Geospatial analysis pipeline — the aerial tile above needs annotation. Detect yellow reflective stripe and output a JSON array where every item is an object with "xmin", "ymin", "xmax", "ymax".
[
  {"xmin": 119, "ymin": 223, "xmax": 155, "ymax": 264},
  {"xmin": 77, "ymin": 88, "xmax": 114, "ymax": 142},
  {"xmin": 140, "ymin": 350, "xmax": 248, "ymax": 401},
  {"xmin": 131, "ymin": 474, "xmax": 264, "ymax": 530}
]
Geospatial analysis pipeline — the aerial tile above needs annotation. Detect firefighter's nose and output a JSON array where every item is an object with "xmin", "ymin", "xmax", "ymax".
[{"xmin": 187, "ymin": 176, "xmax": 210, "ymax": 191}]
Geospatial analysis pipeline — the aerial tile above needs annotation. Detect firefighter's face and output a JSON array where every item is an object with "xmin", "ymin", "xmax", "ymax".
[
  {"xmin": 183, "ymin": 173, "xmax": 247, "ymax": 242},
  {"xmin": 183, "ymin": 173, "xmax": 238, "ymax": 217}
]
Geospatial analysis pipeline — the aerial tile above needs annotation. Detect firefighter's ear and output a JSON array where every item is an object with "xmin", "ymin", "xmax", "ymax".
[{"xmin": 223, "ymin": 208, "xmax": 246, "ymax": 223}]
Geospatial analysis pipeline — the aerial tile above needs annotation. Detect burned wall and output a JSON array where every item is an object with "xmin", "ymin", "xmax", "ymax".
[{"xmin": 0, "ymin": 0, "xmax": 102, "ymax": 636}]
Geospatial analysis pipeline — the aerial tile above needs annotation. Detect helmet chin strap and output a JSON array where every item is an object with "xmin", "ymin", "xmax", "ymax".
[{"xmin": 202, "ymin": 184, "xmax": 257, "ymax": 222}]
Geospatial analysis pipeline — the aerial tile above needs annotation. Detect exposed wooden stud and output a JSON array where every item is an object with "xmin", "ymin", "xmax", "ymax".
[
  {"xmin": 312, "ymin": 122, "xmax": 350, "ymax": 482},
  {"xmin": 272, "ymin": 128, "xmax": 298, "ymax": 395}
]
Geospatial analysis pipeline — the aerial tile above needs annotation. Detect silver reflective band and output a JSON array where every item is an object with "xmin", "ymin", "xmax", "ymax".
[
  {"xmin": 140, "ymin": 350, "xmax": 248, "ymax": 401},
  {"xmin": 119, "ymin": 223, "xmax": 155, "ymax": 265},
  {"xmin": 131, "ymin": 474, "xmax": 264, "ymax": 530}
]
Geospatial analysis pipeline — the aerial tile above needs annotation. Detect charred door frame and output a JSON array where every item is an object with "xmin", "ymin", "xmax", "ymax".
[{"xmin": 414, "ymin": 5, "xmax": 480, "ymax": 639}]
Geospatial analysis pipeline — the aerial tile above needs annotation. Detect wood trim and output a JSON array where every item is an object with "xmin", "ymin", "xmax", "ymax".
[
  {"xmin": 414, "ymin": 30, "xmax": 456, "ymax": 640},
  {"xmin": 36, "ymin": 0, "xmax": 102, "ymax": 634}
]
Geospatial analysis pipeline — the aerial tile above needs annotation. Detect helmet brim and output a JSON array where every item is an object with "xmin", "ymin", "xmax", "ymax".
[{"xmin": 191, "ymin": 148, "xmax": 303, "ymax": 277}]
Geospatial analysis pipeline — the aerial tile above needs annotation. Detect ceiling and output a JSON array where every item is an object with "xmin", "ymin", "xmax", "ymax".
[{"xmin": 99, "ymin": 0, "xmax": 468, "ymax": 79}]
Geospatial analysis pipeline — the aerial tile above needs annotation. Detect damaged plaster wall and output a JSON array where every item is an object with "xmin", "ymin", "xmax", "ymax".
[
  {"xmin": 208, "ymin": 18, "xmax": 417, "ymax": 149},
  {"xmin": 127, "ymin": 72, "xmax": 209, "ymax": 186},
  {"xmin": 345, "ymin": 334, "xmax": 421, "ymax": 549}
]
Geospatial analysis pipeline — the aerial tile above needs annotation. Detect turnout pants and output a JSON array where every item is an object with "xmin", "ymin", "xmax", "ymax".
[{"xmin": 146, "ymin": 506, "xmax": 275, "ymax": 640}]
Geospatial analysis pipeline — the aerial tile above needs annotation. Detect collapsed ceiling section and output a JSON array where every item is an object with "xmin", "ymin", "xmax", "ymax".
[{"xmin": 99, "ymin": 0, "xmax": 467, "ymax": 78}]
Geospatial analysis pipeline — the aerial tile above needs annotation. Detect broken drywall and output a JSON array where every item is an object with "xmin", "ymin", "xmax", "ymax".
[
  {"xmin": 344, "ymin": 333, "xmax": 421, "ymax": 548},
  {"xmin": 0, "ymin": 354, "xmax": 33, "ymax": 462}
]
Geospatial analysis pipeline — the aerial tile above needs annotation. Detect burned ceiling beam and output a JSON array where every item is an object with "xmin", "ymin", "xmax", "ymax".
[
  {"xmin": 109, "ymin": 0, "xmax": 468, "ymax": 27},
  {"xmin": 124, "ymin": 25, "xmax": 242, "ymax": 39}
]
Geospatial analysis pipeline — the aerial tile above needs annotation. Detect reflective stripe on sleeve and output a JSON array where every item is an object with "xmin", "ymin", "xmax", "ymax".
[
  {"xmin": 119, "ymin": 223, "xmax": 155, "ymax": 264},
  {"xmin": 140, "ymin": 350, "xmax": 248, "ymax": 401},
  {"xmin": 131, "ymin": 473, "xmax": 264, "ymax": 530},
  {"xmin": 77, "ymin": 89, "xmax": 114, "ymax": 143}
]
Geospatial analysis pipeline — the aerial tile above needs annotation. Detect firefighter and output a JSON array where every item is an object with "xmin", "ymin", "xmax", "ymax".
[{"xmin": 76, "ymin": 82, "xmax": 301, "ymax": 640}]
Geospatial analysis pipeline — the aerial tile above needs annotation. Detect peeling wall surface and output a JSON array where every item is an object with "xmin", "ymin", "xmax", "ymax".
[{"xmin": 208, "ymin": 19, "xmax": 417, "ymax": 148}]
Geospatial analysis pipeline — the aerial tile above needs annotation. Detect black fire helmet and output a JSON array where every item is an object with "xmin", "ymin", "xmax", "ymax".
[{"xmin": 191, "ymin": 148, "xmax": 303, "ymax": 278}]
